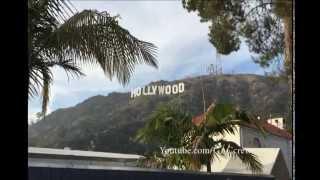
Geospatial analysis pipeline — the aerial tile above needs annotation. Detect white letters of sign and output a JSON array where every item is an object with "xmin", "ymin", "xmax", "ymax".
[{"xmin": 131, "ymin": 82, "xmax": 185, "ymax": 98}]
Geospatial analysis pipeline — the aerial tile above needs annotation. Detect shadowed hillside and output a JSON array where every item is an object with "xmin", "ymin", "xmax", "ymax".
[{"xmin": 28, "ymin": 74, "xmax": 289, "ymax": 154}]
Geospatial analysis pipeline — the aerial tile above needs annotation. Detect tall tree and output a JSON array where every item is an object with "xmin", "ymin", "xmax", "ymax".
[
  {"xmin": 29, "ymin": 0, "xmax": 158, "ymax": 116},
  {"xmin": 135, "ymin": 102, "xmax": 263, "ymax": 173},
  {"xmin": 182, "ymin": 0, "xmax": 293, "ymax": 129},
  {"xmin": 182, "ymin": 0, "xmax": 292, "ymax": 76}
]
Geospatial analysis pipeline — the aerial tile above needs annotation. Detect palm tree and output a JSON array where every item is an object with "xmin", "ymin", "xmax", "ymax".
[
  {"xmin": 28, "ymin": 0, "xmax": 158, "ymax": 116},
  {"xmin": 189, "ymin": 103, "xmax": 263, "ymax": 173},
  {"xmin": 135, "ymin": 102, "xmax": 263, "ymax": 173},
  {"xmin": 135, "ymin": 103, "xmax": 197, "ymax": 170}
]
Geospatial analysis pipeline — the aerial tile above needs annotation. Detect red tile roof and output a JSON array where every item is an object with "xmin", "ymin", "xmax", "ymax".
[
  {"xmin": 191, "ymin": 113, "xmax": 292, "ymax": 140},
  {"xmin": 241, "ymin": 121, "xmax": 292, "ymax": 140}
]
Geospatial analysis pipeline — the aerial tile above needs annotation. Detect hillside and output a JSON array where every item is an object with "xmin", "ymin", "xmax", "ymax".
[{"xmin": 28, "ymin": 74, "xmax": 290, "ymax": 154}]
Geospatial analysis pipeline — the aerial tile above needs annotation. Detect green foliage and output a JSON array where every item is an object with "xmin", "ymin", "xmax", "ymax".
[
  {"xmin": 135, "ymin": 102, "xmax": 263, "ymax": 173},
  {"xmin": 182, "ymin": 0, "xmax": 245, "ymax": 55},
  {"xmin": 206, "ymin": 103, "xmax": 236, "ymax": 125},
  {"xmin": 182, "ymin": 0, "xmax": 292, "ymax": 72},
  {"xmin": 135, "ymin": 103, "xmax": 193, "ymax": 147},
  {"xmin": 28, "ymin": 0, "xmax": 158, "ymax": 115}
]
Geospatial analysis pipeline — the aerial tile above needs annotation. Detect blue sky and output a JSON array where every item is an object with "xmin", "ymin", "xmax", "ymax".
[{"xmin": 28, "ymin": 0, "xmax": 274, "ymax": 123}]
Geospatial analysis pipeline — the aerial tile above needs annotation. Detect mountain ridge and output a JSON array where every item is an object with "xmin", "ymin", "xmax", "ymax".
[{"xmin": 28, "ymin": 74, "xmax": 289, "ymax": 154}]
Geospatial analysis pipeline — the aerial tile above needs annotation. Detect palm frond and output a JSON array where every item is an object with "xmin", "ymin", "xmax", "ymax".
[
  {"xmin": 215, "ymin": 139, "xmax": 263, "ymax": 173},
  {"xmin": 203, "ymin": 103, "xmax": 266, "ymax": 136},
  {"xmin": 236, "ymin": 110, "xmax": 267, "ymax": 135},
  {"xmin": 29, "ymin": 56, "xmax": 84, "ymax": 116},
  {"xmin": 46, "ymin": 59, "xmax": 85, "ymax": 81},
  {"xmin": 47, "ymin": 9, "xmax": 158, "ymax": 85},
  {"xmin": 44, "ymin": 0, "xmax": 75, "ymax": 22},
  {"xmin": 134, "ymin": 104, "xmax": 191, "ymax": 147},
  {"xmin": 206, "ymin": 119, "xmax": 241, "ymax": 137},
  {"xmin": 29, "ymin": 56, "xmax": 53, "ymax": 96}
]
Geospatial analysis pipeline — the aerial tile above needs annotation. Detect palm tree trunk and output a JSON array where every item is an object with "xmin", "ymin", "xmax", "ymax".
[{"xmin": 206, "ymin": 161, "xmax": 211, "ymax": 173}]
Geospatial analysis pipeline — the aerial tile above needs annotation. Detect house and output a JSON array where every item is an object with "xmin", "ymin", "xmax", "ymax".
[{"xmin": 192, "ymin": 114, "xmax": 292, "ymax": 179}]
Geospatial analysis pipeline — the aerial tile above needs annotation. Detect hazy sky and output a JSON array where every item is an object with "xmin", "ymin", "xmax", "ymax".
[{"xmin": 28, "ymin": 0, "xmax": 273, "ymax": 123}]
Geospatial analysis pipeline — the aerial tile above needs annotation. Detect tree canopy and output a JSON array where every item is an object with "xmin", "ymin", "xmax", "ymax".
[{"xmin": 182, "ymin": 0, "xmax": 292, "ymax": 75}]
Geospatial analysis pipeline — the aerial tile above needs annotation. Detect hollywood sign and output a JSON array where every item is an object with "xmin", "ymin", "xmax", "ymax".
[{"xmin": 131, "ymin": 82, "xmax": 185, "ymax": 98}]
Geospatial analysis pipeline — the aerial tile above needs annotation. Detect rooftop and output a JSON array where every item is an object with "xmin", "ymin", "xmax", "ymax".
[
  {"xmin": 191, "ymin": 114, "xmax": 292, "ymax": 140},
  {"xmin": 28, "ymin": 147, "xmax": 145, "ymax": 161}
]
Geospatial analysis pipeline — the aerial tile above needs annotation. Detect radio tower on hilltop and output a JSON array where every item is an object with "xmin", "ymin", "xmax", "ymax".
[
  {"xmin": 207, "ymin": 64, "xmax": 215, "ymax": 75},
  {"xmin": 205, "ymin": 54, "xmax": 223, "ymax": 76},
  {"xmin": 213, "ymin": 53, "xmax": 223, "ymax": 75},
  {"xmin": 216, "ymin": 57, "xmax": 223, "ymax": 75}
]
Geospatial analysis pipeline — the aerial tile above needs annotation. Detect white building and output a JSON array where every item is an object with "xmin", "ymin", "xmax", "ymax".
[
  {"xmin": 214, "ymin": 148, "xmax": 290, "ymax": 180},
  {"xmin": 192, "ymin": 115, "xmax": 292, "ymax": 179},
  {"xmin": 267, "ymin": 117, "xmax": 285, "ymax": 130}
]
